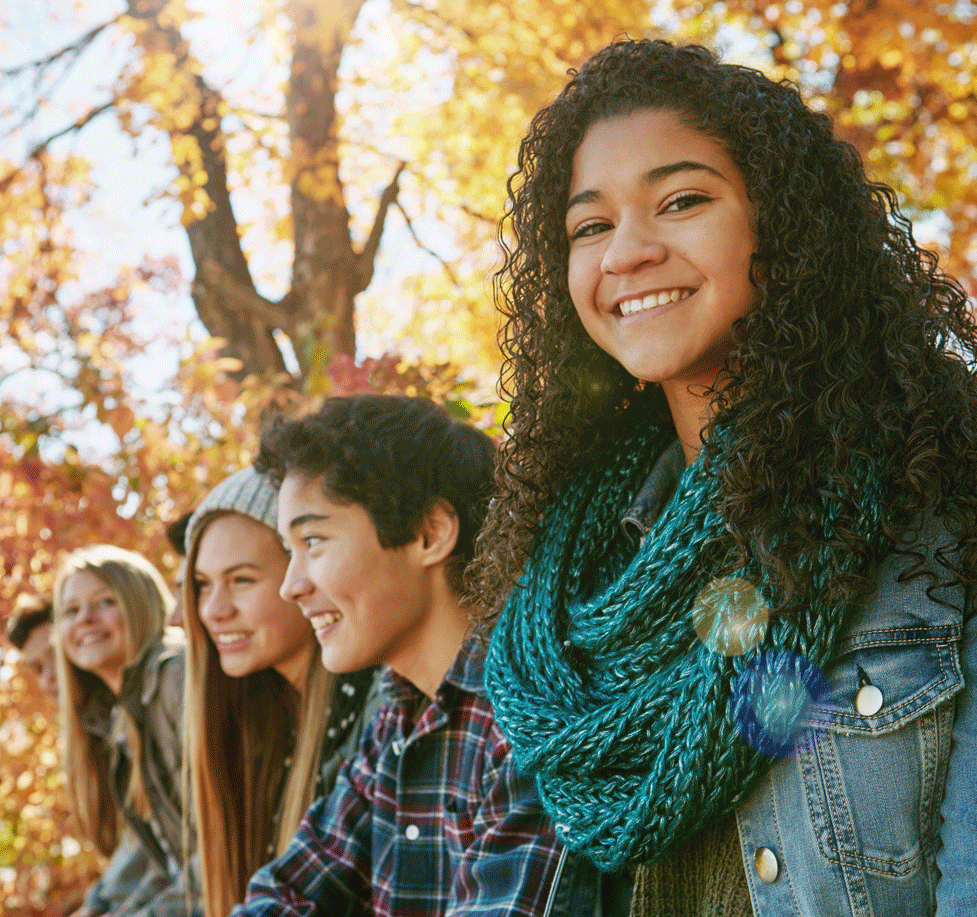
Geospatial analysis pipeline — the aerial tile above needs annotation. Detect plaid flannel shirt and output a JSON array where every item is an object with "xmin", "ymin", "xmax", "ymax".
[{"xmin": 233, "ymin": 639, "xmax": 568, "ymax": 917}]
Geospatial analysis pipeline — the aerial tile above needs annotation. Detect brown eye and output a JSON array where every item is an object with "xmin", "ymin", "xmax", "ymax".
[
  {"xmin": 661, "ymin": 191, "xmax": 712, "ymax": 213},
  {"xmin": 570, "ymin": 220, "xmax": 610, "ymax": 241}
]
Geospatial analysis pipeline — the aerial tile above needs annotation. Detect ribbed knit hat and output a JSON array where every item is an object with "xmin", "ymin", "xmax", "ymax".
[{"xmin": 185, "ymin": 466, "xmax": 280, "ymax": 554}]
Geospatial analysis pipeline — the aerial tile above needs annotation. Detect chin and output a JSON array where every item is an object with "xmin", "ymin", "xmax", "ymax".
[
  {"xmin": 319, "ymin": 649, "xmax": 349, "ymax": 673},
  {"xmin": 320, "ymin": 647, "xmax": 369, "ymax": 675}
]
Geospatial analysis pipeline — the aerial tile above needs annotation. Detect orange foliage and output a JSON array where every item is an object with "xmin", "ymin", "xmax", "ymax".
[
  {"xmin": 0, "ymin": 661, "xmax": 99, "ymax": 916},
  {"xmin": 667, "ymin": 0, "xmax": 977, "ymax": 295}
]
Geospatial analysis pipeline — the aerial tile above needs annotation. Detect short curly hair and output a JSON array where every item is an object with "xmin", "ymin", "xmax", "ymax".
[
  {"xmin": 255, "ymin": 394, "xmax": 497, "ymax": 591},
  {"xmin": 468, "ymin": 38, "xmax": 977, "ymax": 625}
]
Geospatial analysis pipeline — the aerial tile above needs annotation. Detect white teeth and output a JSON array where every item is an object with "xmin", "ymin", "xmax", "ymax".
[
  {"xmin": 311, "ymin": 611, "xmax": 341, "ymax": 630},
  {"xmin": 79, "ymin": 634, "xmax": 107, "ymax": 646},
  {"xmin": 619, "ymin": 288, "xmax": 692, "ymax": 315},
  {"xmin": 215, "ymin": 632, "xmax": 248, "ymax": 644}
]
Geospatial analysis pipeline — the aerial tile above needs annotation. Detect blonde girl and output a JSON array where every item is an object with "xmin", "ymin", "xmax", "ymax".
[{"xmin": 53, "ymin": 544, "xmax": 192, "ymax": 917}]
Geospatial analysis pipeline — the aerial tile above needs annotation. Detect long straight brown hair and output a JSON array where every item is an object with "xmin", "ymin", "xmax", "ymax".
[{"xmin": 182, "ymin": 511, "xmax": 332, "ymax": 917}]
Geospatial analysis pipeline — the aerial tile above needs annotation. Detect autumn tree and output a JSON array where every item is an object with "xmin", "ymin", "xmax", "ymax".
[{"xmin": 0, "ymin": 0, "xmax": 666, "ymax": 600}]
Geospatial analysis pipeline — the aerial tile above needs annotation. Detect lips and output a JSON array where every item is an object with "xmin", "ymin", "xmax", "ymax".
[
  {"xmin": 210, "ymin": 631, "xmax": 250, "ymax": 652},
  {"xmin": 616, "ymin": 287, "xmax": 694, "ymax": 316},
  {"xmin": 308, "ymin": 610, "xmax": 341, "ymax": 638},
  {"xmin": 75, "ymin": 632, "xmax": 111, "ymax": 648}
]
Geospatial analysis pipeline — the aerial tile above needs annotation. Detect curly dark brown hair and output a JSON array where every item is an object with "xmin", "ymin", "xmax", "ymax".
[{"xmin": 468, "ymin": 38, "xmax": 977, "ymax": 627}]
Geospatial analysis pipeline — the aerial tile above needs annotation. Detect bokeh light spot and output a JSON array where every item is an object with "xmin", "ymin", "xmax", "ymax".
[
  {"xmin": 729, "ymin": 649, "xmax": 831, "ymax": 759},
  {"xmin": 692, "ymin": 576, "xmax": 770, "ymax": 656}
]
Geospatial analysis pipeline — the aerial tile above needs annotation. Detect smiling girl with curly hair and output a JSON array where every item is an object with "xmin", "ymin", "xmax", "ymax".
[{"xmin": 471, "ymin": 38, "xmax": 977, "ymax": 916}]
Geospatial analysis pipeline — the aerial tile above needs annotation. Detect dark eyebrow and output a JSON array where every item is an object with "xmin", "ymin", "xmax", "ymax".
[
  {"xmin": 287, "ymin": 513, "xmax": 330, "ymax": 531},
  {"xmin": 566, "ymin": 160, "xmax": 726, "ymax": 212}
]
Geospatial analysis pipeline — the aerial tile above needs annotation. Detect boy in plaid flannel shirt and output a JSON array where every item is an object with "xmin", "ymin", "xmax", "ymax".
[{"xmin": 238, "ymin": 394, "xmax": 596, "ymax": 917}]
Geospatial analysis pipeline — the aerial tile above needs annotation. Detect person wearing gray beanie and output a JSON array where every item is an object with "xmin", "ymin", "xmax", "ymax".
[
  {"xmin": 184, "ymin": 466, "xmax": 279, "ymax": 556},
  {"xmin": 181, "ymin": 465, "xmax": 378, "ymax": 917}
]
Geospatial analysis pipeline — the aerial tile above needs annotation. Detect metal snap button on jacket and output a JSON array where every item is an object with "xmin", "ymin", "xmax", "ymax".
[
  {"xmin": 754, "ymin": 846, "xmax": 780, "ymax": 883},
  {"xmin": 404, "ymin": 824, "xmax": 420, "ymax": 840},
  {"xmin": 855, "ymin": 684, "xmax": 884, "ymax": 716}
]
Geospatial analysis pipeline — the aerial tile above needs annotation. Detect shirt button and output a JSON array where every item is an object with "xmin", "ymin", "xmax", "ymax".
[
  {"xmin": 405, "ymin": 824, "xmax": 420, "ymax": 841},
  {"xmin": 855, "ymin": 684, "xmax": 884, "ymax": 717},
  {"xmin": 754, "ymin": 847, "xmax": 779, "ymax": 883}
]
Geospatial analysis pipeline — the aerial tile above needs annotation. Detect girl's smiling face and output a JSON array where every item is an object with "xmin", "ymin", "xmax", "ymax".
[
  {"xmin": 58, "ymin": 570, "xmax": 129, "ymax": 694},
  {"xmin": 566, "ymin": 107, "xmax": 759, "ymax": 416},
  {"xmin": 193, "ymin": 513, "xmax": 314, "ymax": 691}
]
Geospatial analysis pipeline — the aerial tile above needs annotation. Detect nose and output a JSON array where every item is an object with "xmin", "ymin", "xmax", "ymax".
[
  {"xmin": 198, "ymin": 585, "xmax": 232, "ymax": 624},
  {"xmin": 75, "ymin": 602, "xmax": 98, "ymax": 625},
  {"xmin": 279, "ymin": 556, "xmax": 312, "ymax": 604},
  {"xmin": 599, "ymin": 215, "xmax": 667, "ymax": 276}
]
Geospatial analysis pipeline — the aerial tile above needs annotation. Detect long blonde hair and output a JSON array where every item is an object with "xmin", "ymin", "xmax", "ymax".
[
  {"xmin": 183, "ymin": 510, "xmax": 331, "ymax": 917},
  {"xmin": 52, "ymin": 544, "xmax": 172, "ymax": 856}
]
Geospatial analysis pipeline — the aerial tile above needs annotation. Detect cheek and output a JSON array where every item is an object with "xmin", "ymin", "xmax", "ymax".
[
  {"xmin": 311, "ymin": 552, "xmax": 349, "ymax": 595},
  {"xmin": 713, "ymin": 215, "xmax": 755, "ymax": 276},
  {"xmin": 105, "ymin": 611, "xmax": 127, "ymax": 644},
  {"xmin": 275, "ymin": 600, "xmax": 310, "ymax": 637},
  {"xmin": 566, "ymin": 252, "xmax": 595, "ymax": 311},
  {"xmin": 284, "ymin": 616, "xmax": 314, "ymax": 651},
  {"xmin": 60, "ymin": 637, "xmax": 81, "ymax": 666}
]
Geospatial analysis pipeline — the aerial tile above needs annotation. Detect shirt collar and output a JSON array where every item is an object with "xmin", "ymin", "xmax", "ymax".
[
  {"xmin": 620, "ymin": 437, "xmax": 686, "ymax": 543},
  {"xmin": 76, "ymin": 630, "xmax": 183, "ymax": 737},
  {"xmin": 378, "ymin": 636, "xmax": 485, "ymax": 703},
  {"xmin": 442, "ymin": 637, "xmax": 485, "ymax": 695},
  {"xmin": 119, "ymin": 628, "xmax": 183, "ymax": 710}
]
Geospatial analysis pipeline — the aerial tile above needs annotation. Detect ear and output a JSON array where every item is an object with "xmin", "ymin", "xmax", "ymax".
[{"xmin": 416, "ymin": 499, "xmax": 460, "ymax": 569}]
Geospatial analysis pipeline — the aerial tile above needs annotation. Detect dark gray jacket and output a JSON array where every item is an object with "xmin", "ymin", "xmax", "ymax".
[{"xmin": 81, "ymin": 629, "xmax": 198, "ymax": 917}]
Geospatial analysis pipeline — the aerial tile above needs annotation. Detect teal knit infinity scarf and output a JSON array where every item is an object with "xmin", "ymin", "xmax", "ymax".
[{"xmin": 484, "ymin": 422, "xmax": 887, "ymax": 872}]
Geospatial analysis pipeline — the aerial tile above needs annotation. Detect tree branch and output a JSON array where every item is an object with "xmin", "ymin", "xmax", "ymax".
[
  {"xmin": 2, "ymin": 15, "xmax": 121, "ymax": 79},
  {"xmin": 390, "ymin": 2, "xmax": 479, "ymax": 47},
  {"xmin": 458, "ymin": 201, "xmax": 496, "ymax": 224},
  {"xmin": 0, "ymin": 100, "xmax": 117, "ymax": 194},
  {"xmin": 354, "ymin": 160, "xmax": 407, "ymax": 293},
  {"xmin": 195, "ymin": 259, "xmax": 295, "ymax": 332},
  {"xmin": 28, "ymin": 99, "xmax": 118, "ymax": 158},
  {"xmin": 394, "ymin": 200, "xmax": 462, "ymax": 289}
]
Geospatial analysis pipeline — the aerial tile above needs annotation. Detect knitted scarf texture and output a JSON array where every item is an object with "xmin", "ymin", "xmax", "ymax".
[{"xmin": 484, "ymin": 421, "xmax": 887, "ymax": 872}]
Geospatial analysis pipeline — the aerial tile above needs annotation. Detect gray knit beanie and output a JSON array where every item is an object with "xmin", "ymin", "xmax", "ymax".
[{"xmin": 185, "ymin": 466, "xmax": 280, "ymax": 554}]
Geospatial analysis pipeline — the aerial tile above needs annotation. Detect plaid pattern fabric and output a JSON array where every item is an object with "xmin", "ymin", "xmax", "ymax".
[{"xmin": 234, "ymin": 640, "xmax": 565, "ymax": 917}]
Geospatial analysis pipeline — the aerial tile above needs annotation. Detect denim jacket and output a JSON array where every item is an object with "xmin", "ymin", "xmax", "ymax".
[{"xmin": 737, "ymin": 531, "xmax": 975, "ymax": 916}]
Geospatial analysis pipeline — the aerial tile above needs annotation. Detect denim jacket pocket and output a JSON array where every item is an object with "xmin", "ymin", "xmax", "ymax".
[{"xmin": 795, "ymin": 623, "xmax": 963, "ymax": 878}]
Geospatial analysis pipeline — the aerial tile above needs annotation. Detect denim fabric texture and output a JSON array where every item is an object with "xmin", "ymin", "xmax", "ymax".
[{"xmin": 737, "ymin": 536, "xmax": 972, "ymax": 916}]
